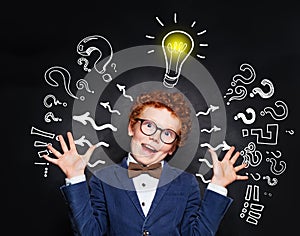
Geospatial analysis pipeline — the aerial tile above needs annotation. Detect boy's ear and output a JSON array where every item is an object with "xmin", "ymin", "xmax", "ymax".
[
  {"xmin": 168, "ymin": 145, "xmax": 178, "ymax": 155},
  {"xmin": 128, "ymin": 121, "xmax": 133, "ymax": 136}
]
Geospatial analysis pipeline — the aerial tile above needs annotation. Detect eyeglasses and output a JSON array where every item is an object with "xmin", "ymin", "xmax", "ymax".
[{"xmin": 135, "ymin": 118, "xmax": 179, "ymax": 144}]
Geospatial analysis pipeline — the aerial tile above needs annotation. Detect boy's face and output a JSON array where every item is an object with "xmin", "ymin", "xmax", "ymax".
[{"xmin": 128, "ymin": 106, "xmax": 181, "ymax": 166}]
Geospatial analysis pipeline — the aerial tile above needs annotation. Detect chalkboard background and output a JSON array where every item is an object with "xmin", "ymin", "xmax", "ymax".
[{"xmin": 2, "ymin": 1, "xmax": 298, "ymax": 235}]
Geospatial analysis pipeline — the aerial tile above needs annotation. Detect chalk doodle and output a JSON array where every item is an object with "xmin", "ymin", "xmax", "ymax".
[{"xmin": 30, "ymin": 12, "xmax": 293, "ymax": 232}]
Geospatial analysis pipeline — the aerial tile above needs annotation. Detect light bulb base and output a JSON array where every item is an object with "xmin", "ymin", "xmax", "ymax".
[{"xmin": 163, "ymin": 74, "xmax": 179, "ymax": 88}]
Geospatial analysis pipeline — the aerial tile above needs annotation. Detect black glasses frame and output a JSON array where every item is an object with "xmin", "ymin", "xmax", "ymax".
[{"xmin": 135, "ymin": 118, "xmax": 180, "ymax": 144}]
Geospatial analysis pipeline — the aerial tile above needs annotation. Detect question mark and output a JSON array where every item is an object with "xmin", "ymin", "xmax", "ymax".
[
  {"xmin": 240, "ymin": 142, "xmax": 262, "ymax": 167},
  {"xmin": 77, "ymin": 57, "xmax": 91, "ymax": 72},
  {"xmin": 227, "ymin": 85, "xmax": 247, "ymax": 105},
  {"xmin": 260, "ymin": 100, "xmax": 288, "ymax": 121},
  {"xmin": 44, "ymin": 66, "xmax": 78, "ymax": 99},
  {"xmin": 266, "ymin": 157, "xmax": 286, "ymax": 175},
  {"xmin": 234, "ymin": 107, "xmax": 256, "ymax": 124},
  {"xmin": 111, "ymin": 62, "xmax": 117, "ymax": 72},
  {"xmin": 250, "ymin": 78, "xmax": 274, "ymax": 98},
  {"xmin": 231, "ymin": 63, "xmax": 256, "ymax": 86},
  {"xmin": 285, "ymin": 129, "xmax": 294, "ymax": 135},
  {"xmin": 75, "ymin": 79, "xmax": 94, "ymax": 101},
  {"xmin": 223, "ymin": 88, "xmax": 233, "ymax": 98},
  {"xmin": 246, "ymin": 172, "xmax": 261, "ymax": 181},
  {"xmin": 242, "ymin": 150, "xmax": 262, "ymax": 168},
  {"xmin": 262, "ymin": 176, "xmax": 278, "ymax": 186},
  {"xmin": 266, "ymin": 150, "xmax": 282, "ymax": 158},
  {"xmin": 44, "ymin": 112, "xmax": 62, "ymax": 123},
  {"xmin": 77, "ymin": 35, "xmax": 113, "ymax": 75},
  {"xmin": 43, "ymin": 94, "xmax": 67, "ymax": 108}
]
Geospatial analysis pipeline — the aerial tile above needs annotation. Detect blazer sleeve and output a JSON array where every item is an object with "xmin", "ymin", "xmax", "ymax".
[
  {"xmin": 181, "ymin": 175, "xmax": 233, "ymax": 236},
  {"xmin": 60, "ymin": 176, "xmax": 108, "ymax": 236}
]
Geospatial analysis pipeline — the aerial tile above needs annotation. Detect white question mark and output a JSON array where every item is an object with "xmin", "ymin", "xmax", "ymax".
[
  {"xmin": 75, "ymin": 79, "xmax": 94, "ymax": 101},
  {"xmin": 242, "ymin": 150, "xmax": 262, "ymax": 168},
  {"xmin": 231, "ymin": 63, "xmax": 256, "ymax": 86},
  {"xmin": 266, "ymin": 157, "xmax": 287, "ymax": 175},
  {"xmin": 240, "ymin": 142, "xmax": 262, "ymax": 168},
  {"xmin": 260, "ymin": 100, "xmax": 288, "ymax": 121},
  {"xmin": 234, "ymin": 107, "xmax": 256, "ymax": 124},
  {"xmin": 226, "ymin": 85, "xmax": 247, "ymax": 105},
  {"xmin": 266, "ymin": 150, "xmax": 282, "ymax": 158},
  {"xmin": 43, "ymin": 94, "xmax": 67, "ymax": 108},
  {"xmin": 77, "ymin": 35, "xmax": 113, "ymax": 75},
  {"xmin": 44, "ymin": 112, "xmax": 62, "ymax": 123},
  {"xmin": 246, "ymin": 172, "xmax": 261, "ymax": 181},
  {"xmin": 111, "ymin": 62, "xmax": 117, "ymax": 72},
  {"xmin": 250, "ymin": 78, "xmax": 274, "ymax": 98},
  {"xmin": 285, "ymin": 129, "xmax": 294, "ymax": 135},
  {"xmin": 263, "ymin": 176, "xmax": 278, "ymax": 186},
  {"xmin": 77, "ymin": 57, "xmax": 91, "ymax": 72},
  {"xmin": 44, "ymin": 66, "xmax": 78, "ymax": 100},
  {"xmin": 223, "ymin": 88, "xmax": 233, "ymax": 98}
]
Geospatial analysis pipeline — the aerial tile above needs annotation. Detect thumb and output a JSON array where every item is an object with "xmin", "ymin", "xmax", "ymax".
[{"xmin": 43, "ymin": 155, "xmax": 57, "ymax": 165}]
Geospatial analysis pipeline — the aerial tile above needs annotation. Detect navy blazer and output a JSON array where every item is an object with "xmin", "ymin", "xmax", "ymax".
[{"xmin": 61, "ymin": 157, "xmax": 233, "ymax": 236}]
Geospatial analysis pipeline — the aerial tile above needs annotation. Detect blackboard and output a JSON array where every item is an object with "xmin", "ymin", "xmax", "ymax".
[{"xmin": 3, "ymin": 1, "xmax": 298, "ymax": 235}]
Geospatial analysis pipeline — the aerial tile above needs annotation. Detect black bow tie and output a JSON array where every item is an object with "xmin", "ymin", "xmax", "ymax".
[{"xmin": 128, "ymin": 162, "xmax": 162, "ymax": 179}]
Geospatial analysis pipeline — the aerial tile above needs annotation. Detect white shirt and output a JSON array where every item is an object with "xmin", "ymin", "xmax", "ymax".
[
  {"xmin": 126, "ymin": 153, "xmax": 162, "ymax": 216},
  {"xmin": 66, "ymin": 154, "xmax": 227, "ymax": 216}
]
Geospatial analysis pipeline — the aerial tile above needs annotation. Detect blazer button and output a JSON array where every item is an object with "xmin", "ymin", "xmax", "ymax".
[{"xmin": 143, "ymin": 230, "xmax": 150, "ymax": 235}]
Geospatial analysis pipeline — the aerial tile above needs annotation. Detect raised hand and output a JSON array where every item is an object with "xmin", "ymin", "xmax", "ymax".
[
  {"xmin": 43, "ymin": 131, "xmax": 96, "ymax": 179},
  {"xmin": 209, "ymin": 146, "xmax": 248, "ymax": 187}
]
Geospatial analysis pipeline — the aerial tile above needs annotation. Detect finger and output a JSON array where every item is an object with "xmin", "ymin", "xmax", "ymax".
[
  {"xmin": 58, "ymin": 134, "xmax": 69, "ymax": 153},
  {"xmin": 43, "ymin": 155, "xmax": 58, "ymax": 165},
  {"xmin": 208, "ymin": 148, "xmax": 219, "ymax": 166},
  {"xmin": 82, "ymin": 145, "xmax": 97, "ymax": 163},
  {"xmin": 223, "ymin": 146, "xmax": 235, "ymax": 161},
  {"xmin": 236, "ymin": 175, "xmax": 249, "ymax": 181},
  {"xmin": 234, "ymin": 162, "xmax": 248, "ymax": 172},
  {"xmin": 67, "ymin": 132, "xmax": 76, "ymax": 150},
  {"xmin": 47, "ymin": 144, "xmax": 62, "ymax": 158},
  {"xmin": 230, "ymin": 151, "xmax": 240, "ymax": 164}
]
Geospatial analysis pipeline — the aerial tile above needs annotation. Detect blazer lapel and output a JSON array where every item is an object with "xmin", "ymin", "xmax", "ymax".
[
  {"xmin": 114, "ymin": 157, "xmax": 146, "ymax": 219},
  {"xmin": 146, "ymin": 162, "xmax": 181, "ymax": 217}
]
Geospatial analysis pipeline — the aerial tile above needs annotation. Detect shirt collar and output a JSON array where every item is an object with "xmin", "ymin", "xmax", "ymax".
[{"xmin": 127, "ymin": 152, "xmax": 164, "ymax": 168}]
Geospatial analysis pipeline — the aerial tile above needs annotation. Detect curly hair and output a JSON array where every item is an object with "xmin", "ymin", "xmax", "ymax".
[{"xmin": 129, "ymin": 90, "xmax": 192, "ymax": 147}]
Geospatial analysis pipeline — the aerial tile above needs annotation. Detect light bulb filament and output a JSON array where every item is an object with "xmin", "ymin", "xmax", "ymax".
[
  {"xmin": 166, "ymin": 41, "xmax": 188, "ymax": 74},
  {"xmin": 161, "ymin": 30, "xmax": 194, "ymax": 88}
]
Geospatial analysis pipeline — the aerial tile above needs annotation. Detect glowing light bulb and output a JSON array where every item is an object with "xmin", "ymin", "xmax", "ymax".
[{"xmin": 161, "ymin": 30, "xmax": 194, "ymax": 88}]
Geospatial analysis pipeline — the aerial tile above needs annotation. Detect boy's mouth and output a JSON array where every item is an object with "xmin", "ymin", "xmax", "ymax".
[{"xmin": 141, "ymin": 143, "xmax": 158, "ymax": 153}]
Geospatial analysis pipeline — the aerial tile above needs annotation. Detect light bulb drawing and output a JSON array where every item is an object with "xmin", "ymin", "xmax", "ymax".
[
  {"xmin": 161, "ymin": 30, "xmax": 194, "ymax": 88},
  {"xmin": 145, "ymin": 12, "xmax": 208, "ymax": 88}
]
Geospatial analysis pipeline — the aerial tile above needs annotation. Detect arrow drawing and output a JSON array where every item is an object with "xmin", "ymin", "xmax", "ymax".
[
  {"xmin": 195, "ymin": 173, "xmax": 211, "ymax": 183},
  {"xmin": 196, "ymin": 105, "xmax": 219, "ymax": 116},
  {"xmin": 88, "ymin": 159, "xmax": 106, "ymax": 167},
  {"xmin": 198, "ymin": 158, "xmax": 213, "ymax": 168},
  {"xmin": 74, "ymin": 136, "xmax": 107, "ymax": 166},
  {"xmin": 200, "ymin": 125, "xmax": 221, "ymax": 133},
  {"xmin": 116, "ymin": 83, "xmax": 133, "ymax": 101},
  {"xmin": 74, "ymin": 135, "xmax": 110, "ymax": 148},
  {"xmin": 100, "ymin": 102, "xmax": 121, "ymax": 115},
  {"xmin": 73, "ymin": 112, "xmax": 117, "ymax": 131},
  {"xmin": 200, "ymin": 141, "xmax": 231, "ymax": 151}
]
